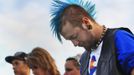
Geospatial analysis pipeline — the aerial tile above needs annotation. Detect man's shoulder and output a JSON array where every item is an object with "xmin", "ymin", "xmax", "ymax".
[
  {"xmin": 80, "ymin": 51, "xmax": 87, "ymax": 60},
  {"xmin": 80, "ymin": 51, "xmax": 90, "ymax": 62},
  {"xmin": 108, "ymin": 27, "xmax": 132, "ymax": 34},
  {"xmin": 81, "ymin": 51, "xmax": 89, "ymax": 57},
  {"xmin": 104, "ymin": 27, "xmax": 133, "ymax": 38}
]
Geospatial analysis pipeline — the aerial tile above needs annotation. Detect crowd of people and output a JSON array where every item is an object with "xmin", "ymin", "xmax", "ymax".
[
  {"xmin": 5, "ymin": 0, "xmax": 134, "ymax": 75},
  {"xmin": 5, "ymin": 47, "xmax": 81, "ymax": 75}
]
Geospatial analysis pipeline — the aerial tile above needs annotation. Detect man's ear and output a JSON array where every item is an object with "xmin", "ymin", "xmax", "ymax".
[
  {"xmin": 82, "ymin": 17, "xmax": 92, "ymax": 30},
  {"xmin": 82, "ymin": 17, "xmax": 89, "ymax": 24}
]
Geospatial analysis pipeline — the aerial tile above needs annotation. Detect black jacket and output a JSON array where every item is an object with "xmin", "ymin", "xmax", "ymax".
[{"xmin": 80, "ymin": 28, "xmax": 132, "ymax": 75}]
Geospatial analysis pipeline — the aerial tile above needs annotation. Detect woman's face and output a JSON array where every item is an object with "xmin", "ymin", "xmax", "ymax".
[{"xmin": 31, "ymin": 66, "xmax": 46, "ymax": 75}]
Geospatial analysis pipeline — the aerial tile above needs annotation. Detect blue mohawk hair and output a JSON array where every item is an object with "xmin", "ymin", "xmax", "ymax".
[{"xmin": 50, "ymin": 0, "xmax": 96, "ymax": 43}]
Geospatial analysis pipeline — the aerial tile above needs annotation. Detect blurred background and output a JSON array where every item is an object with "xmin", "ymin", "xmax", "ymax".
[{"xmin": 0, "ymin": 0, "xmax": 134, "ymax": 75}]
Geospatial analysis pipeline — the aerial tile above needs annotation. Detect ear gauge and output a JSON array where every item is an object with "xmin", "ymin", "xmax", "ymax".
[
  {"xmin": 87, "ymin": 25, "xmax": 92, "ymax": 30},
  {"xmin": 82, "ymin": 23, "xmax": 87, "ymax": 29},
  {"xmin": 82, "ymin": 23, "xmax": 92, "ymax": 30}
]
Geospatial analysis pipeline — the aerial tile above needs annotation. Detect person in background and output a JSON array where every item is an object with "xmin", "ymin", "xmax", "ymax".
[
  {"xmin": 27, "ymin": 47, "xmax": 60, "ymax": 75},
  {"xmin": 50, "ymin": 0, "xmax": 134, "ymax": 75},
  {"xmin": 64, "ymin": 54, "xmax": 81, "ymax": 75},
  {"xmin": 5, "ymin": 52, "xmax": 30, "ymax": 75}
]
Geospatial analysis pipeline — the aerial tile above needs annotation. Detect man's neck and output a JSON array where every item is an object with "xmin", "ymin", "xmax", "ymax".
[{"xmin": 92, "ymin": 25, "xmax": 106, "ymax": 49}]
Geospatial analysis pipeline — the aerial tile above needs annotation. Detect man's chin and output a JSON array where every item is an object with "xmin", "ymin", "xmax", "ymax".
[
  {"xmin": 84, "ymin": 46, "xmax": 91, "ymax": 51},
  {"xmin": 78, "ymin": 45, "xmax": 91, "ymax": 51}
]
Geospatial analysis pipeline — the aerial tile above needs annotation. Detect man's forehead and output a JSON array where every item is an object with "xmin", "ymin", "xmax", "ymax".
[
  {"xmin": 66, "ymin": 60, "xmax": 74, "ymax": 65},
  {"xmin": 12, "ymin": 59, "xmax": 24, "ymax": 63},
  {"xmin": 61, "ymin": 22, "xmax": 74, "ymax": 39}
]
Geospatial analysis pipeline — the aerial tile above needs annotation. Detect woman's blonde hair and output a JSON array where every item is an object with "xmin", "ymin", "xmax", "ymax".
[{"xmin": 27, "ymin": 47, "xmax": 60, "ymax": 75}]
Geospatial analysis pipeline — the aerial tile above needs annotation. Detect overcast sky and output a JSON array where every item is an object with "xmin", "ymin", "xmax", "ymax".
[{"xmin": 0, "ymin": 0, "xmax": 134, "ymax": 75}]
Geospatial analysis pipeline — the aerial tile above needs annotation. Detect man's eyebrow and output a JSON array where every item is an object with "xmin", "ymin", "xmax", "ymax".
[
  {"xmin": 70, "ymin": 34, "xmax": 77, "ymax": 40},
  {"xmin": 65, "ymin": 34, "xmax": 73, "ymax": 40},
  {"xmin": 65, "ymin": 68, "xmax": 73, "ymax": 71},
  {"xmin": 69, "ymin": 35, "xmax": 73, "ymax": 39}
]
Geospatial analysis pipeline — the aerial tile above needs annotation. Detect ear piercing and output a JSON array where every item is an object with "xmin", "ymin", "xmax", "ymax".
[
  {"xmin": 87, "ymin": 25, "xmax": 92, "ymax": 30},
  {"xmin": 82, "ymin": 24, "xmax": 92, "ymax": 30}
]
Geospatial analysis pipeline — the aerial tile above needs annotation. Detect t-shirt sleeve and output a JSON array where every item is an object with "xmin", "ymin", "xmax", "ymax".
[{"xmin": 115, "ymin": 30, "xmax": 134, "ymax": 75}]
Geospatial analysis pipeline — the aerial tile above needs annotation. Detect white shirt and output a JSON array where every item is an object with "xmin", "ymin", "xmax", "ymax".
[{"xmin": 88, "ymin": 42, "xmax": 103, "ymax": 75}]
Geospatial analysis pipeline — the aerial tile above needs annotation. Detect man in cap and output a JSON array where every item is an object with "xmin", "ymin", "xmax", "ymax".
[{"xmin": 5, "ymin": 52, "xmax": 30, "ymax": 75}]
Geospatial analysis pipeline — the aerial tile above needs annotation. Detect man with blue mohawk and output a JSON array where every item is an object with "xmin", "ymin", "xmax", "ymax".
[{"xmin": 50, "ymin": 0, "xmax": 134, "ymax": 75}]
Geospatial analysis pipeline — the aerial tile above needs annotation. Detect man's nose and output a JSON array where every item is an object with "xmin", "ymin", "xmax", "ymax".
[
  {"xmin": 32, "ymin": 69, "xmax": 36, "ymax": 75},
  {"xmin": 71, "ymin": 40, "xmax": 79, "ymax": 46},
  {"xmin": 12, "ymin": 65, "xmax": 15, "ymax": 70}
]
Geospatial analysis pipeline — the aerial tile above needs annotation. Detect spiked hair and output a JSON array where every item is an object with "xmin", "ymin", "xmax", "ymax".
[{"xmin": 50, "ymin": 0, "xmax": 96, "ymax": 42}]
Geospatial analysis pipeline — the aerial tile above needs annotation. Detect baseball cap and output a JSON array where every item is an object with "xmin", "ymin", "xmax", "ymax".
[{"xmin": 5, "ymin": 52, "xmax": 27, "ymax": 64}]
